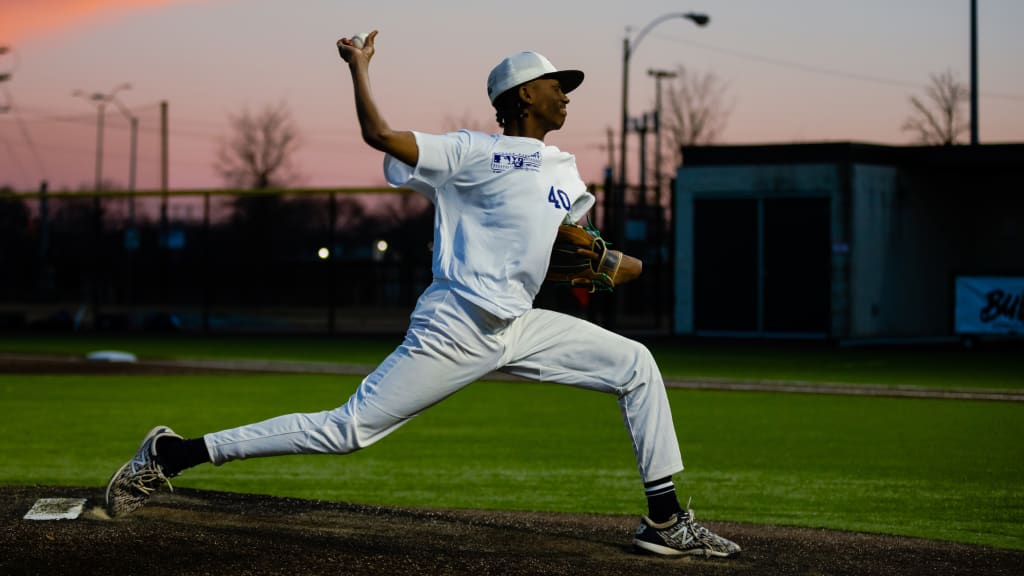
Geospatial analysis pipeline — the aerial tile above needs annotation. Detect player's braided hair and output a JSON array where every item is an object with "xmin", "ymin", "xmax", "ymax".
[{"xmin": 493, "ymin": 88, "xmax": 526, "ymax": 128}]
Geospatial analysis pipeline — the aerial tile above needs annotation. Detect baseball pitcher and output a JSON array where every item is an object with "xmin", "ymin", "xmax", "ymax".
[{"xmin": 105, "ymin": 29, "xmax": 740, "ymax": 559}]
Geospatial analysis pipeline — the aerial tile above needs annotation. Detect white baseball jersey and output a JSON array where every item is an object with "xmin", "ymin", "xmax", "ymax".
[{"xmin": 384, "ymin": 130, "xmax": 595, "ymax": 319}]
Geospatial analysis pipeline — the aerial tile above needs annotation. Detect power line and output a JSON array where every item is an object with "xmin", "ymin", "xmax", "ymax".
[
  {"xmin": 0, "ymin": 107, "xmax": 371, "ymax": 144},
  {"xmin": 0, "ymin": 112, "xmax": 95, "ymax": 126},
  {"xmin": 3, "ymin": 101, "xmax": 402, "ymax": 146},
  {"xmin": 656, "ymin": 32, "xmax": 1024, "ymax": 102}
]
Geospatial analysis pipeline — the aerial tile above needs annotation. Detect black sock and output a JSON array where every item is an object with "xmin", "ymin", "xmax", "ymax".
[
  {"xmin": 155, "ymin": 436, "xmax": 211, "ymax": 476},
  {"xmin": 644, "ymin": 477, "xmax": 682, "ymax": 523}
]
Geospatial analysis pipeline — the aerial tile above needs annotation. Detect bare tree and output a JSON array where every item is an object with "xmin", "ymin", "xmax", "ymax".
[
  {"xmin": 215, "ymin": 101, "xmax": 302, "ymax": 189},
  {"xmin": 902, "ymin": 69, "xmax": 969, "ymax": 145},
  {"xmin": 663, "ymin": 65, "xmax": 732, "ymax": 164}
]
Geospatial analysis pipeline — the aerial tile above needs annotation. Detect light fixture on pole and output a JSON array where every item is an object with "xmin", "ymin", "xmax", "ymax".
[{"xmin": 617, "ymin": 12, "xmax": 708, "ymax": 240}]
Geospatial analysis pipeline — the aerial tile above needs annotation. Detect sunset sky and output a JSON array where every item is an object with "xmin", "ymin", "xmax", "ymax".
[{"xmin": 2, "ymin": 0, "xmax": 1022, "ymax": 193}]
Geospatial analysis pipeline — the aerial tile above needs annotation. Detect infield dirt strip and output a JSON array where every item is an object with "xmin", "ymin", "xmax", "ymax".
[{"xmin": 1, "ymin": 355, "xmax": 1022, "ymax": 575}]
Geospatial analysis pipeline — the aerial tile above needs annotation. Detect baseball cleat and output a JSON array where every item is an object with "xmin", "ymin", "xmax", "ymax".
[
  {"xmin": 633, "ymin": 508, "xmax": 741, "ymax": 558},
  {"xmin": 105, "ymin": 425, "xmax": 181, "ymax": 517}
]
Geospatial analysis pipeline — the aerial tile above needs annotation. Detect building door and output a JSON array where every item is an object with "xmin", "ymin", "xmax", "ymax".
[
  {"xmin": 693, "ymin": 197, "xmax": 830, "ymax": 336},
  {"xmin": 693, "ymin": 199, "xmax": 758, "ymax": 332},
  {"xmin": 763, "ymin": 198, "xmax": 831, "ymax": 334}
]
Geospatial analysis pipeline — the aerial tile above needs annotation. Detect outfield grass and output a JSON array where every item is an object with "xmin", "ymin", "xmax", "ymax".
[
  {"xmin": 2, "ymin": 334, "xmax": 1021, "ymax": 389},
  {"xmin": 0, "ymin": 372, "xmax": 1021, "ymax": 550}
]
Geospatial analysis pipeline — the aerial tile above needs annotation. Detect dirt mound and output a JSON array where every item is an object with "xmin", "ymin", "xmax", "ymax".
[{"xmin": 1, "ymin": 486, "xmax": 1020, "ymax": 576}]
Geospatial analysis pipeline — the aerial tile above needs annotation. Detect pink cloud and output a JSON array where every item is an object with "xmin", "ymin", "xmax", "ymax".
[{"xmin": 1, "ymin": 0, "xmax": 196, "ymax": 43}]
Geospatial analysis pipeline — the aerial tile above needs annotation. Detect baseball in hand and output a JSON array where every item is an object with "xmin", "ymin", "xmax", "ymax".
[{"xmin": 351, "ymin": 32, "xmax": 370, "ymax": 49}]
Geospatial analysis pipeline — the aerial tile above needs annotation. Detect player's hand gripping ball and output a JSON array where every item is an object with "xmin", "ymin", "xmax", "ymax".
[
  {"xmin": 545, "ymin": 224, "xmax": 642, "ymax": 292},
  {"xmin": 337, "ymin": 31, "xmax": 373, "ymax": 60}
]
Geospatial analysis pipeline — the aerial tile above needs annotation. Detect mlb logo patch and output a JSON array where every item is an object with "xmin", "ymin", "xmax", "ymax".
[{"xmin": 491, "ymin": 151, "xmax": 541, "ymax": 173}]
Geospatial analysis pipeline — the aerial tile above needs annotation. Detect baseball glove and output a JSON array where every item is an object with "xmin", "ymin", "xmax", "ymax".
[{"xmin": 546, "ymin": 223, "xmax": 642, "ymax": 292}]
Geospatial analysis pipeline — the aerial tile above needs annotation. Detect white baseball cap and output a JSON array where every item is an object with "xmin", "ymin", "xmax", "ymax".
[{"xmin": 486, "ymin": 51, "xmax": 584, "ymax": 104}]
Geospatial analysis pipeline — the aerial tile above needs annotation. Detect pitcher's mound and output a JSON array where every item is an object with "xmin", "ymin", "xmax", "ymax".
[{"xmin": 1, "ymin": 486, "xmax": 1020, "ymax": 575}]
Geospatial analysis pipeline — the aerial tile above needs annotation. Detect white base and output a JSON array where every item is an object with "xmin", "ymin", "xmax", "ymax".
[{"xmin": 24, "ymin": 498, "xmax": 88, "ymax": 520}]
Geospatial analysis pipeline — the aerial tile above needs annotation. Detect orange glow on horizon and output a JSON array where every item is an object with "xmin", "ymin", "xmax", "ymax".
[{"xmin": 1, "ymin": 0, "xmax": 196, "ymax": 44}]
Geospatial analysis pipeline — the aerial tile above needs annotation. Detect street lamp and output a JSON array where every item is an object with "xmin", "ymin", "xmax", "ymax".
[
  {"xmin": 616, "ymin": 12, "xmax": 708, "ymax": 240},
  {"xmin": 73, "ymin": 82, "xmax": 132, "ymax": 193}
]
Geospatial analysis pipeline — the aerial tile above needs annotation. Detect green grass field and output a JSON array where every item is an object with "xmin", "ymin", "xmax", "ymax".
[{"xmin": 1, "ymin": 335, "xmax": 1022, "ymax": 550}]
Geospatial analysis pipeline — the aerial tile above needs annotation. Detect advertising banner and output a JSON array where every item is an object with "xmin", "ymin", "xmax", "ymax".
[{"xmin": 954, "ymin": 276, "xmax": 1024, "ymax": 335}]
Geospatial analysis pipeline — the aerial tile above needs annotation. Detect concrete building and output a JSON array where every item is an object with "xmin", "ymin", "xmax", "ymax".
[{"xmin": 673, "ymin": 143, "xmax": 1023, "ymax": 342}]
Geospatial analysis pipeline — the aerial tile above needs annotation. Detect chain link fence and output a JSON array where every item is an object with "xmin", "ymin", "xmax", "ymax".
[{"xmin": 0, "ymin": 184, "xmax": 672, "ymax": 335}]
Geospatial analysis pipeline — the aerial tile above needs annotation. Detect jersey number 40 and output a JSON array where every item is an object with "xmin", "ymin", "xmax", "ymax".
[{"xmin": 548, "ymin": 186, "xmax": 571, "ymax": 211}]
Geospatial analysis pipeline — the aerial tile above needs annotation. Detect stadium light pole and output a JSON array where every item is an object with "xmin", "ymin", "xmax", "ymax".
[{"xmin": 618, "ymin": 12, "xmax": 708, "ymax": 240}]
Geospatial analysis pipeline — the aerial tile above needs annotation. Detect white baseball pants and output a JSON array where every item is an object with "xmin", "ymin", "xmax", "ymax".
[{"xmin": 204, "ymin": 281, "xmax": 684, "ymax": 483}]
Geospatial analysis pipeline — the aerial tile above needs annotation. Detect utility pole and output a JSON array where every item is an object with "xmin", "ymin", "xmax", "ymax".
[
  {"xmin": 605, "ymin": 127, "xmax": 615, "ymax": 174},
  {"xmin": 635, "ymin": 113, "xmax": 651, "ymax": 208},
  {"xmin": 91, "ymin": 99, "xmax": 106, "ymax": 192},
  {"xmin": 160, "ymin": 100, "xmax": 170, "ymax": 305},
  {"xmin": 107, "ymin": 96, "xmax": 138, "ymax": 220},
  {"xmin": 648, "ymin": 69, "xmax": 677, "ymax": 209},
  {"xmin": 38, "ymin": 179, "xmax": 51, "ymax": 296},
  {"xmin": 648, "ymin": 68, "xmax": 677, "ymax": 332},
  {"xmin": 602, "ymin": 127, "xmax": 616, "ymax": 230},
  {"xmin": 160, "ymin": 102, "xmax": 169, "ymax": 231},
  {"xmin": 73, "ymin": 83, "xmax": 130, "ymax": 329},
  {"xmin": 970, "ymin": 0, "xmax": 979, "ymax": 145},
  {"xmin": 161, "ymin": 101, "xmax": 169, "ymax": 193}
]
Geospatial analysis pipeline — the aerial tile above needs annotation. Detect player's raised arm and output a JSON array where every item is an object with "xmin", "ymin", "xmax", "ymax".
[{"xmin": 337, "ymin": 30, "xmax": 418, "ymax": 167}]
